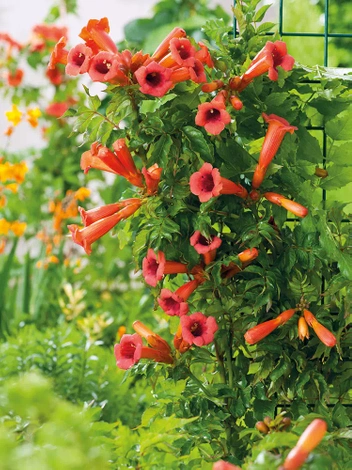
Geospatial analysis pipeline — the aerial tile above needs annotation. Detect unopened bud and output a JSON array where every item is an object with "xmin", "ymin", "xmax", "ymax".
[
  {"xmin": 315, "ymin": 167, "xmax": 328, "ymax": 178},
  {"xmin": 255, "ymin": 421, "xmax": 270, "ymax": 434}
]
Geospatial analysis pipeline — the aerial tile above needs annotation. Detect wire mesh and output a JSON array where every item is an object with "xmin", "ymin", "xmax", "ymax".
[{"xmin": 233, "ymin": 0, "xmax": 352, "ymax": 409}]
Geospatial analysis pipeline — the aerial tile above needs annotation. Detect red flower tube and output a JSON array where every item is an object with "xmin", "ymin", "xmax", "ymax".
[
  {"xmin": 81, "ymin": 140, "xmax": 143, "ymax": 187},
  {"xmin": 78, "ymin": 198, "xmax": 141, "ymax": 226},
  {"xmin": 151, "ymin": 27, "xmax": 186, "ymax": 62},
  {"xmin": 112, "ymin": 139, "xmax": 144, "ymax": 187},
  {"xmin": 303, "ymin": 310, "xmax": 336, "ymax": 347},
  {"xmin": 174, "ymin": 323, "xmax": 191, "ymax": 354},
  {"xmin": 222, "ymin": 248, "xmax": 259, "ymax": 279},
  {"xmin": 252, "ymin": 113, "xmax": 297, "ymax": 189},
  {"xmin": 48, "ymin": 36, "xmax": 68, "ymax": 70},
  {"xmin": 158, "ymin": 279, "xmax": 200, "ymax": 317},
  {"xmin": 283, "ymin": 419, "xmax": 327, "ymax": 470},
  {"xmin": 133, "ymin": 320, "xmax": 172, "ymax": 355},
  {"xmin": 142, "ymin": 164, "xmax": 162, "ymax": 195},
  {"xmin": 190, "ymin": 163, "xmax": 248, "ymax": 203},
  {"xmin": 201, "ymin": 80, "xmax": 224, "ymax": 93},
  {"xmin": 142, "ymin": 248, "xmax": 188, "ymax": 287},
  {"xmin": 195, "ymin": 42, "xmax": 214, "ymax": 68},
  {"xmin": 264, "ymin": 192, "xmax": 308, "ymax": 218},
  {"xmin": 244, "ymin": 309, "xmax": 296, "ymax": 345},
  {"xmin": 68, "ymin": 202, "xmax": 141, "ymax": 255},
  {"xmin": 79, "ymin": 17, "xmax": 118, "ymax": 54}
]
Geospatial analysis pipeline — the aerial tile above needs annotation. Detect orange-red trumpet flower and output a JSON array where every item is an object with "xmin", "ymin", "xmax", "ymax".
[
  {"xmin": 244, "ymin": 309, "xmax": 296, "ymax": 345},
  {"xmin": 303, "ymin": 310, "xmax": 336, "ymax": 347}
]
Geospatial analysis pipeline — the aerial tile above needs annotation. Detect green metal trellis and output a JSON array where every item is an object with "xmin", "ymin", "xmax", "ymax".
[{"xmin": 233, "ymin": 0, "xmax": 352, "ymax": 410}]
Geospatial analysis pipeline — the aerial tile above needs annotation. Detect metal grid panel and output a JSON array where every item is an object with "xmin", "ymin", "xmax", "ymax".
[{"xmin": 233, "ymin": 0, "xmax": 352, "ymax": 409}]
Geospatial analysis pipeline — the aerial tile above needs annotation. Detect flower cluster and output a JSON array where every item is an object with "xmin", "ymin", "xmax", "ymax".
[
  {"xmin": 4, "ymin": 104, "xmax": 42, "ymax": 136},
  {"xmin": 0, "ymin": 157, "xmax": 28, "ymax": 252},
  {"xmin": 68, "ymin": 138, "xmax": 164, "ymax": 255},
  {"xmin": 244, "ymin": 307, "xmax": 336, "ymax": 347},
  {"xmin": 49, "ymin": 18, "xmax": 214, "ymax": 98}
]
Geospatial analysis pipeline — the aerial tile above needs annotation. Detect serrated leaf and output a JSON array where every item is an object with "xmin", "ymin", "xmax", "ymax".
[{"xmin": 326, "ymin": 108, "xmax": 352, "ymax": 140}]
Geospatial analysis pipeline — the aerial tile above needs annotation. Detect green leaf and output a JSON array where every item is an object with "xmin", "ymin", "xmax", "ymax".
[
  {"xmin": 149, "ymin": 134, "xmax": 173, "ymax": 167},
  {"xmin": 182, "ymin": 126, "xmax": 213, "ymax": 161},
  {"xmin": 326, "ymin": 108, "xmax": 352, "ymax": 140},
  {"xmin": 253, "ymin": 4, "xmax": 271, "ymax": 22},
  {"xmin": 296, "ymin": 127, "xmax": 322, "ymax": 164},
  {"xmin": 321, "ymin": 165, "xmax": 352, "ymax": 189}
]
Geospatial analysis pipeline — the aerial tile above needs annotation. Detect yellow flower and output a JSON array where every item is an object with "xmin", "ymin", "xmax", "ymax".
[
  {"xmin": 10, "ymin": 220, "xmax": 27, "ymax": 236},
  {"xmin": 5, "ymin": 104, "xmax": 23, "ymax": 127},
  {"xmin": 12, "ymin": 161, "xmax": 28, "ymax": 183},
  {"xmin": 0, "ymin": 219, "xmax": 11, "ymax": 235},
  {"xmin": 74, "ymin": 187, "xmax": 91, "ymax": 201},
  {"xmin": 48, "ymin": 255, "xmax": 59, "ymax": 264},
  {"xmin": 27, "ymin": 107, "xmax": 41, "ymax": 128},
  {"xmin": 5, "ymin": 183, "xmax": 18, "ymax": 193}
]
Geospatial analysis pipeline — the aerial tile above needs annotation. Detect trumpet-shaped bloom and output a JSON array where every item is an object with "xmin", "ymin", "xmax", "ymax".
[
  {"xmin": 169, "ymin": 37, "xmax": 196, "ymax": 67},
  {"xmin": 190, "ymin": 231, "xmax": 222, "ymax": 254},
  {"xmin": 190, "ymin": 163, "xmax": 248, "ymax": 203},
  {"xmin": 88, "ymin": 51, "xmax": 119, "ymax": 82},
  {"xmin": 264, "ymin": 192, "xmax": 308, "ymax": 218},
  {"xmin": 180, "ymin": 312, "xmax": 218, "ymax": 347},
  {"xmin": 7, "ymin": 69, "xmax": 24, "ymax": 87},
  {"xmin": 239, "ymin": 40, "xmax": 294, "ymax": 90},
  {"xmin": 189, "ymin": 163, "xmax": 222, "ymax": 202},
  {"xmin": 81, "ymin": 140, "xmax": 143, "ymax": 187},
  {"xmin": 142, "ymin": 164, "xmax": 162, "ymax": 195},
  {"xmin": 189, "ymin": 59, "xmax": 207, "ymax": 83},
  {"xmin": 195, "ymin": 99, "xmax": 231, "ymax": 135},
  {"xmin": 142, "ymin": 249, "xmax": 166, "ymax": 287},
  {"xmin": 252, "ymin": 113, "xmax": 297, "ymax": 188},
  {"xmin": 283, "ymin": 419, "xmax": 327, "ymax": 470},
  {"xmin": 221, "ymin": 248, "xmax": 259, "ymax": 278},
  {"xmin": 151, "ymin": 27, "xmax": 186, "ymax": 62},
  {"xmin": 303, "ymin": 310, "xmax": 336, "ymax": 347},
  {"xmin": 79, "ymin": 17, "xmax": 118, "ymax": 54},
  {"xmin": 244, "ymin": 309, "xmax": 296, "ymax": 345},
  {"xmin": 66, "ymin": 44, "xmax": 93, "ymax": 76},
  {"xmin": 79, "ymin": 198, "xmax": 141, "ymax": 226},
  {"xmin": 68, "ymin": 202, "xmax": 140, "ymax": 255},
  {"xmin": 195, "ymin": 42, "xmax": 214, "ymax": 68},
  {"xmin": 142, "ymin": 248, "xmax": 188, "ymax": 287},
  {"xmin": 133, "ymin": 320, "xmax": 172, "ymax": 355},
  {"xmin": 158, "ymin": 279, "xmax": 200, "ymax": 317},
  {"xmin": 114, "ymin": 333, "xmax": 143, "ymax": 369},
  {"xmin": 48, "ymin": 36, "xmax": 68, "ymax": 70},
  {"xmin": 134, "ymin": 61, "xmax": 173, "ymax": 97}
]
